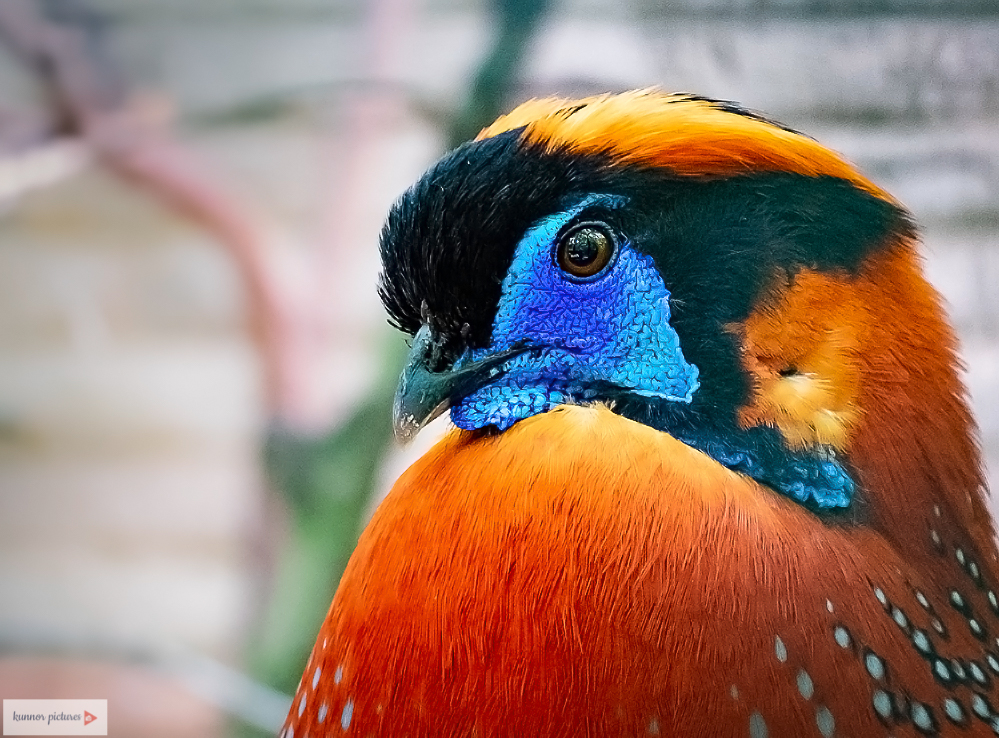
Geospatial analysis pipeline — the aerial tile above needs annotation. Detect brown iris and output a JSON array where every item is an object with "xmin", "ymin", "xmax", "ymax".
[{"xmin": 556, "ymin": 222, "xmax": 616, "ymax": 279}]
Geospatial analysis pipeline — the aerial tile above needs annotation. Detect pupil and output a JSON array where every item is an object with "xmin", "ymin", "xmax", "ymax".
[{"xmin": 566, "ymin": 230, "xmax": 601, "ymax": 266}]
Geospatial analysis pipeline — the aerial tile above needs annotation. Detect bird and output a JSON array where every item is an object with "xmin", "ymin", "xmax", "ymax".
[{"xmin": 279, "ymin": 90, "xmax": 997, "ymax": 737}]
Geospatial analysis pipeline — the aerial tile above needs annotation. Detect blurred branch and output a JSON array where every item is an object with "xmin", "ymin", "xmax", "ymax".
[
  {"xmin": 448, "ymin": 0, "xmax": 553, "ymax": 147},
  {"xmin": 251, "ymin": 339, "xmax": 405, "ymax": 696},
  {"xmin": 0, "ymin": 0, "xmax": 126, "ymax": 137},
  {"xmin": 0, "ymin": 0, "xmax": 313, "ymax": 424},
  {"xmin": 245, "ymin": 0, "xmax": 418, "ymax": 700}
]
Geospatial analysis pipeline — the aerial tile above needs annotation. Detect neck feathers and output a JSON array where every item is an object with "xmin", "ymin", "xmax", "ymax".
[
  {"xmin": 851, "ymin": 241, "xmax": 990, "ymax": 562},
  {"xmin": 737, "ymin": 236, "xmax": 989, "ymax": 564}
]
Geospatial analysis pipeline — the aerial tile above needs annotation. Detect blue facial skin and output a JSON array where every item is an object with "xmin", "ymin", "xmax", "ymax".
[
  {"xmin": 451, "ymin": 194, "xmax": 699, "ymax": 432},
  {"xmin": 450, "ymin": 193, "xmax": 854, "ymax": 511}
]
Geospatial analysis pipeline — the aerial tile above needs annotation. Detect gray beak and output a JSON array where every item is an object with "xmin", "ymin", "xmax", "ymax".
[{"xmin": 392, "ymin": 324, "xmax": 528, "ymax": 443}]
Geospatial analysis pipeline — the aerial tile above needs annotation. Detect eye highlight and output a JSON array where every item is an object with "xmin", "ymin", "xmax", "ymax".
[{"xmin": 555, "ymin": 222, "xmax": 617, "ymax": 279}]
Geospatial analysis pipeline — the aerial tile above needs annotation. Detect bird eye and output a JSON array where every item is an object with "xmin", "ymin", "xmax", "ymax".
[{"xmin": 555, "ymin": 222, "xmax": 617, "ymax": 279}]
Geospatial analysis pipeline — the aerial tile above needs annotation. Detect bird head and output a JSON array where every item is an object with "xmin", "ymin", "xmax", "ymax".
[{"xmin": 379, "ymin": 91, "xmax": 986, "ymax": 537}]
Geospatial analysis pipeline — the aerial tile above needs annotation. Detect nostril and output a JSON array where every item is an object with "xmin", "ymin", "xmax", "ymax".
[{"xmin": 778, "ymin": 366, "xmax": 800, "ymax": 378}]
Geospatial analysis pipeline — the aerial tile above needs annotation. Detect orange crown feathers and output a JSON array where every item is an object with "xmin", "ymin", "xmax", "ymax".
[{"xmin": 478, "ymin": 90, "xmax": 895, "ymax": 203}]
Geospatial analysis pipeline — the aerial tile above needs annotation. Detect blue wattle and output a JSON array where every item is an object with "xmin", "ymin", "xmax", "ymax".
[
  {"xmin": 451, "ymin": 194, "xmax": 699, "ymax": 432},
  {"xmin": 673, "ymin": 426, "xmax": 855, "ymax": 509}
]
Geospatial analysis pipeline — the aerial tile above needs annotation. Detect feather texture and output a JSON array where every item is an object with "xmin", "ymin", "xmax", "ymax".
[
  {"xmin": 283, "ymin": 406, "xmax": 997, "ymax": 737},
  {"xmin": 281, "ymin": 90, "xmax": 996, "ymax": 737}
]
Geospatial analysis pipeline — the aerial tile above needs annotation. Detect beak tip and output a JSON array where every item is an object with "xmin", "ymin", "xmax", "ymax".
[
  {"xmin": 393, "ymin": 322, "xmax": 518, "ymax": 445},
  {"xmin": 392, "ymin": 398, "xmax": 450, "ymax": 445},
  {"xmin": 391, "ymin": 412, "xmax": 419, "ymax": 445}
]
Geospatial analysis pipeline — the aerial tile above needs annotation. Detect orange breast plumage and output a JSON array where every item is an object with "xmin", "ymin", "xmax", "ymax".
[{"xmin": 282, "ymin": 407, "xmax": 998, "ymax": 737}]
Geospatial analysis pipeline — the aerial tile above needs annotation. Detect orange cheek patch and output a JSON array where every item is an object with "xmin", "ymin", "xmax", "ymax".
[{"xmin": 733, "ymin": 269, "xmax": 869, "ymax": 451}]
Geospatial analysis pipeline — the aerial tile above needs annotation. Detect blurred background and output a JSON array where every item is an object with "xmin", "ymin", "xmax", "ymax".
[{"xmin": 0, "ymin": 0, "xmax": 997, "ymax": 735}]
